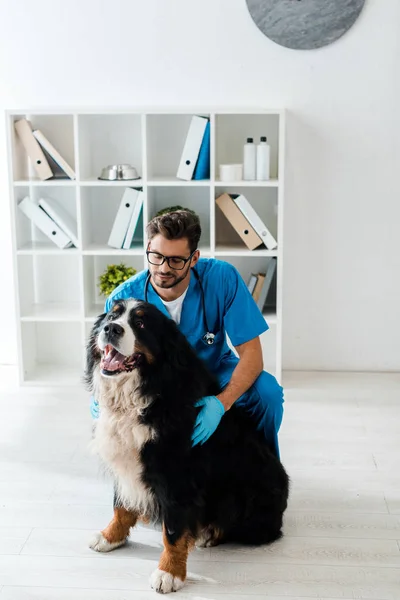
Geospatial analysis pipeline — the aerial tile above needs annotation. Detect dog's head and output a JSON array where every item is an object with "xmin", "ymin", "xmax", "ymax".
[{"xmin": 85, "ymin": 298, "xmax": 189, "ymax": 384}]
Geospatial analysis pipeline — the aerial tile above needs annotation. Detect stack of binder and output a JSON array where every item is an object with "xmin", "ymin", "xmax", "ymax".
[
  {"xmin": 216, "ymin": 193, "xmax": 278, "ymax": 251},
  {"xmin": 247, "ymin": 258, "xmax": 277, "ymax": 312},
  {"xmin": 177, "ymin": 116, "xmax": 210, "ymax": 181},
  {"xmin": 108, "ymin": 188, "xmax": 144, "ymax": 249},
  {"xmin": 14, "ymin": 118, "xmax": 76, "ymax": 180},
  {"xmin": 18, "ymin": 196, "xmax": 78, "ymax": 249}
]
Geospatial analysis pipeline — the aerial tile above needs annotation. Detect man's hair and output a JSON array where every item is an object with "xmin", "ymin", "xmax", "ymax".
[{"xmin": 146, "ymin": 210, "xmax": 201, "ymax": 253}]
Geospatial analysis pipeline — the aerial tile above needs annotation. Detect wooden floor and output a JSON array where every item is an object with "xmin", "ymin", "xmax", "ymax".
[{"xmin": 0, "ymin": 367, "xmax": 399, "ymax": 599}]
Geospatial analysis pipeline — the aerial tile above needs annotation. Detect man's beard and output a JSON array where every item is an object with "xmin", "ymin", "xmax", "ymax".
[{"xmin": 152, "ymin": 264, "xmax": 191, "ymax": 289}]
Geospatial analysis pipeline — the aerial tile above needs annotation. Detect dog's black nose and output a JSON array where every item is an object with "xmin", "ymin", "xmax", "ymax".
[{"xmin": 104, "ymin": 322, "xmax": 124, "ymax": 337}]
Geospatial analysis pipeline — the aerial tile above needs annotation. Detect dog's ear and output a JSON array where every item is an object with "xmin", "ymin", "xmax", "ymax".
[{"xmin": 84, "ymin": 312, "xmax": 107, "ymax": 390}]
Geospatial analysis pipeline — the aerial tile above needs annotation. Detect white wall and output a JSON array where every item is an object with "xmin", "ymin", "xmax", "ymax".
[{"xmin": 1, "ymin": 0, "xmax": 399, "ymax": 371}]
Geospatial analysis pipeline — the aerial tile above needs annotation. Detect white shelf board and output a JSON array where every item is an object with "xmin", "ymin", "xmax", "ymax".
[
  {"xmin": 148, "ymin": 176, "xmax": 210, "ymax": 187},
  {"xmin": 14, "ymin": 179, "xmax": 76, "ymax": 187},
  {"xmin": 17, "ymin": 242, "xmax": 79, "ymax": 255},
  {"xmin": 214, "ymin": 245, "xmax": 278, "ymax": 257},
  {"xmin": 215, "ymin": 179, "xmax": 279, "ymax": 188},
  {"xmin": 20, "ymin": 303, "xmax": 81, "ymax": 322},
  {"xmin": 21, "ymin": 364, "xmax": 82, "ymax": 387},
  {"xmin": 80, "ymin": 177, "xmax": 143, "ymax": 187},
  {"xmin": 82, "ymin": 243, "xmax": 144, "ymax": 255}
]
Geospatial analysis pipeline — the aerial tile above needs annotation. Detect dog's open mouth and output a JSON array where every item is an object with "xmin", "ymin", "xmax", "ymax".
[{"xmin": 100, "ymin": 344, "xmax": 143, "ymax": 376}]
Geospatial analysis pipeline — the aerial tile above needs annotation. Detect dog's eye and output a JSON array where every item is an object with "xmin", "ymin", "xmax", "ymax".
[{"xmin": 135, "ymin": 320, "xmax": 144, "ymax": 329}]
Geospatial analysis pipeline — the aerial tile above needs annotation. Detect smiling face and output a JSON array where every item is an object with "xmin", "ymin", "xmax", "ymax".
[{"xmin": 97, "ymin": 300, "xmax": 152, "ymax": 378}]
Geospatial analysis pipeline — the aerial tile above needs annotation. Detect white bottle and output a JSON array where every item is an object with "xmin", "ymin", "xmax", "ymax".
[
  {"xmin": 256, "ymin": 136, "xmax": 271, "ymax": 181},
  {"xmin": 243, "ymin": 137, "xmax": 256, "ymax": 180}
]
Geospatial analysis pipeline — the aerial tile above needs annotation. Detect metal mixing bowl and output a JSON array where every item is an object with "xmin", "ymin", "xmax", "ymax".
[{"xmin": 98, "ymin": 164, "xmax": 140, "ymax": 180}]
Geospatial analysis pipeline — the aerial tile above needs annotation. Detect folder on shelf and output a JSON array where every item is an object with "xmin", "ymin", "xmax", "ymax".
[
  {"xmin": 38, "ymin": 197, "xmax": 79, "ymax": 247},
  {"xmin": 14, "ymin": 119, "xmax": 53, "ymax": 181},
  {"xmin": 247, "ymin": 273, "xmax": 258, "ymax": 295},
  {"xmin": 18, "ymin": 196, "xmax": 74, "ymax": 249},
  {"xmin": 108, "ymin": 188, "xmax": 138, "ymax": 249},
  {"xmin": 215, "ymin": 193, "xmax": 263, "ymax": 251},
  {"xmin": 122, "ymin": 190, "xmax": 144, "ymax": 249},
  {"xmin": 177, "ymin": 116, "xmax": 208, "ymax": 180},
  {"xmin": 232, "ymin": 194, "xmax": 277, "ymax": 250},
  {"xmin": 252, "ymin": 274, "xmax": 266, "ymax": 304},
  {"xmin": 193, "ymin": 120, "xmax": 210, "ymax": 180},
  {"xmin": 32, "ymin": 129, "xmax": 76, "ymax": 180},
  {"xmin": 256, "ymin": 258, "xmax": 277, "ymax": 311}
]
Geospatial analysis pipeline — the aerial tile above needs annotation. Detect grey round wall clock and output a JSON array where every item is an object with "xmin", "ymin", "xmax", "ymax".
[{"xmin": 246, "ymin": 0, "xmax": 366, "ymax": 50}]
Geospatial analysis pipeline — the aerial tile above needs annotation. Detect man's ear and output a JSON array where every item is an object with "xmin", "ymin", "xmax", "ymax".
[{"xmin": 191, "ymin": 249, "xmax": 200, "ymax": 267}]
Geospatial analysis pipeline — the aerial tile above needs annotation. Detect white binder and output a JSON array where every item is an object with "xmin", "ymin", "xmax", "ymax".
[
  {"xmin": 108, "ymin": 188, "xmax": 137, "ymax": 249},
  {"xmin": 38, "ymin": 197, "xmax": 79, "ymax": 247},
  {"xmin": 123, "ymin": 190, "xmax": 144, "ymax": 249},
  {"xmin": 177, "ymin": 116, "xmax": 208, "ymax": 180},
  {"xmin": 33, "ymin": 129, "xmax": 76, "ymax": 180},
  {"xmin": 14, "ymin": 119, "xmax": 53, "ymax": 181},
  {"xmin": 233, "ymin": 194, "xmax": 278, "ymax": 250},
  {"xmin": 18, "ymin": 196, "xmax": 73, "ymax": 249}
]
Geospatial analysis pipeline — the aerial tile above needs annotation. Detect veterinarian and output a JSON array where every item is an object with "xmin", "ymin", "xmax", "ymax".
[{"xmin": 91, "ymin": 210, "xmax": 284, "ymax": 457}]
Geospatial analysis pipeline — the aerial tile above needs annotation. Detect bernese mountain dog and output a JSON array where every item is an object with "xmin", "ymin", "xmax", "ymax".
[{"xmin": 85, "ymin": 298, "xmax": 289, "ymax": 594}]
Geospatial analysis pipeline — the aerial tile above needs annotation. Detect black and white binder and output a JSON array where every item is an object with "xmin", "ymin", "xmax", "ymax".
[{"xmin": 177, "ymin": 116, "xmax": 208, "ymax": 180}]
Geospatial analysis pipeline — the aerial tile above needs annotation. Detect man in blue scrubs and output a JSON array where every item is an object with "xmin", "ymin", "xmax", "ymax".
[{"xmin": 91, "ymin": 210, "xmax": 284, "ymax": 457}]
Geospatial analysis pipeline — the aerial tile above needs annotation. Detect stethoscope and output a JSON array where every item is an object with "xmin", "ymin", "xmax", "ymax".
[{"xmin": 144, "ymin": 268, "xmax": 216, "ymax": 346}]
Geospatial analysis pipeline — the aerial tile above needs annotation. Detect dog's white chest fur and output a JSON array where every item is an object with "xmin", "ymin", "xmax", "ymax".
[{"xmin": 91, "ymin": 368, "xmax": 157, "ymax": 517}]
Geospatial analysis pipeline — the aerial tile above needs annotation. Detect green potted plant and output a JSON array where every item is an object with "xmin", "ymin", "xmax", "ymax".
[{"xmin": 98, "ymin": 263, "xmax": 136, "ymax": 297}]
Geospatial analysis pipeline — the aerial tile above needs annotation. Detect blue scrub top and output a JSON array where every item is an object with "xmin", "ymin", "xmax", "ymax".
[{"xmin": 104, "ymin": 258, "xmax": 269, "ymax": 389}]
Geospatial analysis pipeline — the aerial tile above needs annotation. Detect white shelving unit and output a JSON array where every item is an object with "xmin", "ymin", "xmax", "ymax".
[{"xmin": 6, "ymin": 109, "xmax": 286, "ymax": 386}]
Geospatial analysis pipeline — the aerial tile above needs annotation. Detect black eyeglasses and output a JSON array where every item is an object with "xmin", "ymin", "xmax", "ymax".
[{"xmin": 146, "ymin": 249, "xmax": 196, "ymax": 271}]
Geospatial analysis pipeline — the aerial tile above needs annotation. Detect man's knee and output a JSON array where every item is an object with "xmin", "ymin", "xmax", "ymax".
[
  {"xmin": 252, "ymin": 371, "xmax": 284, "ymax": 431},
  {"xmin": 254, "ymin": 371, "xmax": 284, "ymax": 408},
  {"xmin": 236, "ymin": 370, "xmax": 284, "ymax": 425}
]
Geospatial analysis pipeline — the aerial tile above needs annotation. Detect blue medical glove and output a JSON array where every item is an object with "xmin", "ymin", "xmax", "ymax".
[
  {"xmin": 191, "ymin": 396, "xmax": 225, "ymax": 446},
  {"xmin": 90, "ymin": 396, "xmax": 100, "ymax": 419}
]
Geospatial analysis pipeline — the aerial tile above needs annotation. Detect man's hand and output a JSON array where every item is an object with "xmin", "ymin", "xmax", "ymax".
[
  {"xmin": 90, "ymin": 396, "xmax": 100, "ymax": 419},
  {"xmin": 191, "ymin": 396, "xmax": 225, "ymax": 446}
]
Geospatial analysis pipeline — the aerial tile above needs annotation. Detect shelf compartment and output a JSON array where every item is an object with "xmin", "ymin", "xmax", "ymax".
[
  {"xmin": 82, "ymin": 254, "xmax": 145, "ymax": 321},
  {"xmin": 10, "ymin": 114, "xmax": 75, "ymax": 182},
  {"xmin": 78, "ymin": 114, "xmax": 143, "ymax": 181},
  {"xmin": 215, "ymin": 113, "xmax": 280, "ymax": 181},
  {"xmin": 146, "ymin": 113, "xmax": 210, "ymax": 180},
  {"xmin": 17, "ymin": 254, "xmax": 81, "ymax": 320},
  {"xmin": 217, "ymin": 254, "xmax": 277, "ymax": 315},
  {"xmin": 80, "ymin": 185, "xmax": 144, "ymax": 250},
  {"xmin": 20, "ymin": 322, "xmax": 83, "ymax": 386},
  {"xmin": 14, "ymin": 185, "xmax": 79, "ymax": 251},
  {"xmin": 215, "ymin": 186, "xmax": 278, "ymax": 252},
  {"xmin": 147, "ymin": 186, "xmax": 211, "ymax": 249}
]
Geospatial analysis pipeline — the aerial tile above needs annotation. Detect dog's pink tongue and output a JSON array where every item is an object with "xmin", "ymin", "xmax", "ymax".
[{"xmin": 102, "ymin": 349, "xmax": 126, "ymax": 371}]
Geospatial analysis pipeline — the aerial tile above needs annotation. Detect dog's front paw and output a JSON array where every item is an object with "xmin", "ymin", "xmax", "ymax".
[
  {"xmin": 150, "ymin": 568, "xmax": 185, "ymax": 594},
  {"xmin": 89, "ymin": 531, "xmax": 126, "ymax": 553}
]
